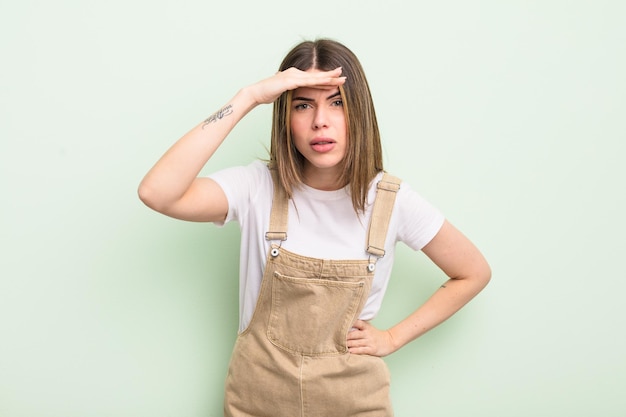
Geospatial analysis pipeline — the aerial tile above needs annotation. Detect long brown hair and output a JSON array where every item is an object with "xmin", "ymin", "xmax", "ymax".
[{"xmin": 269, "ymin": 39, "xmax": 383, "ymax": 213}]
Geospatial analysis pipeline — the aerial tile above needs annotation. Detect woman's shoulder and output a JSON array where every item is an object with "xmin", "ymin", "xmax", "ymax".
[
  {"xmin": 370, "ymin": 171, "xmax": 444, "ymax": 225},
  {"xmin": 371, "ymin": 171, "xmax": 426, "ymax": 201},
  {"xmin": 208, "ymin": 160, "xmax": 274, "ymax": 201},
  {"xmin": 209, "ymin": 160, "xmax": 271, "ymax": 184},
  {"xmin": 366, "ymin": 171, "xmax": 402, "ymax": 201},
  {"xmin": 384, "ymin": 174, "xmax": 445, "ymax": 249}
]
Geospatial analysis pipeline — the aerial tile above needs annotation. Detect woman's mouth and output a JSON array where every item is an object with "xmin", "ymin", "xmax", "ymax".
[{"xmin": 310, "ymin": 138, "xmax": 336, "ymax": 153}]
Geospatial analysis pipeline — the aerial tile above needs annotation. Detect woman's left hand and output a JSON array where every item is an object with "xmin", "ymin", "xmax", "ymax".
[{"xmin": 346, "ymin": 320, "xmax": 396, "ymax": 357}]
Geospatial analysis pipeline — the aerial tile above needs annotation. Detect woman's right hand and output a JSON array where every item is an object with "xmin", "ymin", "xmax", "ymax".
[{"xmin": 246, "ymin": 67, "xmax": 346, "ymax": 105}]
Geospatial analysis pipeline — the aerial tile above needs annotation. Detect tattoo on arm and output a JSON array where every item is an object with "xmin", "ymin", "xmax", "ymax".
[{"xmin": 202, "ymin": 104, "xmax": 233, "ymax": 129}]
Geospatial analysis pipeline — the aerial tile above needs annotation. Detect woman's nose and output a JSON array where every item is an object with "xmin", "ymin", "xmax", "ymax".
[{"xmin": 312, "ymin": 108, "xmax": 329, "ymax": 129}]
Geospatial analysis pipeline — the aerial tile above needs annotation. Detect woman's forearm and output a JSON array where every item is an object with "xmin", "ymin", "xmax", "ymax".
[
  {"xmin": 386, "ymin": 220, "xmax": 492, "ymax": 352},
  {"xmin": 387, "ymin": 273, "xmax": 490, "ymax": 352},
  {"xmin": 138, "ymin": 87, "xmax": 258, "ymax": 211}
]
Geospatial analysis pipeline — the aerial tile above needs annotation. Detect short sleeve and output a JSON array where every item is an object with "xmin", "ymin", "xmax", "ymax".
[
  {"xmin": 395, "ymin": 183, "xmax": 445, "ymax": 251},
  {"xmin": 207, "ymin": 160, "xmax": 271, "ymax": 225}
]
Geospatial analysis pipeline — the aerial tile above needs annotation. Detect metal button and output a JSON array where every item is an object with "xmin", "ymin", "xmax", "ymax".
[
  {"xmin": 367, "ymin": 263, "xmax": 376, "ymax": 272},
  {"xmin": 271, "ymin": 248, "xmax": 280, "ymax": 257}
]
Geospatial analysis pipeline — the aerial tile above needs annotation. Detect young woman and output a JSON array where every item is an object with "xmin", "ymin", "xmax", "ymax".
[{"xmin": 139, "ymin": 39, "xmax": 491, "ymax": 417}]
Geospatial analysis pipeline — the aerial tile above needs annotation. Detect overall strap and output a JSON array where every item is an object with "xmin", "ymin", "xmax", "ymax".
[
  {"xmin": 366, "ymin": 173, "xmax": 401, "ymax": 259},
  {"xmin": 265, "ymin": 169, "xmax": 289, "ymax": 242}
]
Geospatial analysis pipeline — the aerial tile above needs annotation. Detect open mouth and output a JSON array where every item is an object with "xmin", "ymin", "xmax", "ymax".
[{"xmin": 310, "ymin": 139, "xmax": 336, "ymax": 153}]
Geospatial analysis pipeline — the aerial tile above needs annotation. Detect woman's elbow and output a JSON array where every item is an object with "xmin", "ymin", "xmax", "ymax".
[
  {"xmin": 477, "ymin": 261, "xmax": 492, "ymax": 290},
  {"xmin": 137, "ymin": 180, "xmax": 166, "ymax": 212}
]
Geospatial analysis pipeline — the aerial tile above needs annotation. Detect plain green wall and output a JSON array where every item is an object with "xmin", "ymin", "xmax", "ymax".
[{"xmin": 2, "ymin": 0, "xmax": 625, "ymax": 416}]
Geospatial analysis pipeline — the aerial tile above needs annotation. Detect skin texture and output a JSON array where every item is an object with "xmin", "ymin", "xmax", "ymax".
[{"xmin": 138, "ymin": 65, "xmax": 491, "ymax": 357}]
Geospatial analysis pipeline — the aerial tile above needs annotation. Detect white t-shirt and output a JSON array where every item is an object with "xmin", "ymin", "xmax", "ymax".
[{"xmin": 210, "ymin": 161, "xmax": 445, "ymax": 332}]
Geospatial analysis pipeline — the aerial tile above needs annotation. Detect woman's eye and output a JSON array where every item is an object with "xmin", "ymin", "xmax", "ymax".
[
  {"xmin": 332, "ymin": 99, "xmax": 343, "ymax": 107},
  {"xmin": 294, "ymin": 103, "xmax": 311, "ymax": 110}
]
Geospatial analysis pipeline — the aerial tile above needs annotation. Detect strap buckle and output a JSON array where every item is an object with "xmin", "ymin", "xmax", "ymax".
[
  {"xmin": 265, "ymin": 231, "xmax": 287, "ymax": 241},
  {"xmin": 366, "ymin": 245, "xmax": 386, "ymax": 258}
]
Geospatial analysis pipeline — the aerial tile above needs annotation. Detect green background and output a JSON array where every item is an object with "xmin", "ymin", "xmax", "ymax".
[{"xmin": 2, "ymin": 0, "xmax": 624, "ymax": 416}]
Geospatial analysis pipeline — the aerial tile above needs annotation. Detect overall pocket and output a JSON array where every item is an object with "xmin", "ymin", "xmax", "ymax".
[{"xmin": 267, "ymin": 271, "xmax": 367, "ymax": 356}]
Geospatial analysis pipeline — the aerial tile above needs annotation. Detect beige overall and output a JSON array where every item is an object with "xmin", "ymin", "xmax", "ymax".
[{"xmin": 224, "ymin": 173, "xmax": 401, "ymax": 417}]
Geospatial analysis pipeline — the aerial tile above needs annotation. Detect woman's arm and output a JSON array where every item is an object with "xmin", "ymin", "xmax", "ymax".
[
  {"xmin": 138, "ymin": 88, "xmax": 256, "ymax": 222},
  {"xmin": 347, "ymin": 220, "xmax": 491, "ymax": 356},
  {"xmin": 138, "ymin": 67, "xmax": 346, "ymax": 222}
]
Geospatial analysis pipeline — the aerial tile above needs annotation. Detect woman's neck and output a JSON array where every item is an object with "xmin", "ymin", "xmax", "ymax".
[{"xmin": 302, "ymin": 166, "xmax": 345, "ymax": 191}]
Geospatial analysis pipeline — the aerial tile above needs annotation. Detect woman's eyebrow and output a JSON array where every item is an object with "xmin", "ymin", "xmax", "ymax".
[{"xmin": 293, "ymin": 90, "xmax": 342, "ymax": 102}]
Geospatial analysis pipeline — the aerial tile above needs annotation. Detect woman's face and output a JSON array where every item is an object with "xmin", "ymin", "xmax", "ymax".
[{"xmin": 290, "ymin": 74, "xmax": 348, "ymax": 190}]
